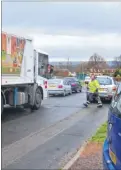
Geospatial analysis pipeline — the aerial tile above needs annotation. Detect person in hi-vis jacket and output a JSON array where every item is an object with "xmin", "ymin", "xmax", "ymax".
[{"xmin": 84, "ymin": 75, "xmax": 103, "ymax": 107}]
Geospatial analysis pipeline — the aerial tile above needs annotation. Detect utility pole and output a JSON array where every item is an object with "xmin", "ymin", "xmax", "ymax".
[
  {"xmin": 67, "ymin": 57, "xmax": 69, "ymax": 70},
  {"xmin": 82, "ymin": 61, "xmax": 84, "ymax": 80}
]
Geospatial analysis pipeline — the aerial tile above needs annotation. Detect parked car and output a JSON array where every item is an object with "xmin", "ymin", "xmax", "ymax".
[
  {"xmin": 96, "ymin": 76, "xmax": 117, "ymax": 101},
  {"xmin": 48, "ymin": 79, "xmax": 72, "ymax": 96},
  {"xmin": 64, "ymin": 77, "xmax": 82, "ymax": 93},
  {"xmin": 103, "ymin": 83, "xmax": 121, "ymax": 170},
  {"xmin": 84, "ymin": 76, "xmax": 91, "ymax": 84}
]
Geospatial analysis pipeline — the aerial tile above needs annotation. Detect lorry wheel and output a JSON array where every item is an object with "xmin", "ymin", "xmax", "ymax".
[
  {"xmin": 1, "ymin": 95, "xmax": 4, "ymax": 114},
  {"xmin": 33, "ymin": 88, "xmax": 42, "ymax": 110}
]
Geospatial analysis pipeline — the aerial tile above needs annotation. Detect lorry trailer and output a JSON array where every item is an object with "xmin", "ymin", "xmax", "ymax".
[{"xmin": 1, "ymin": 32, "xmax": 48, "ymax": 114}]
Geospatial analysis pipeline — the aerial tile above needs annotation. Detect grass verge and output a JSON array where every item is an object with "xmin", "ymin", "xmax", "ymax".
[{"xmin": 90, "ymin": 122, "xmax": 107, "ymax": 142}]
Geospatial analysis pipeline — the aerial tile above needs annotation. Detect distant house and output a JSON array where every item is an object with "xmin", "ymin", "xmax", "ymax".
[
  {"xmin": 54, "ymin": 68, "xmax": 70, "ymax": 77},
  {"xmin": 89, "ymin": 68, "xmax": 115, "ymax": 76}
]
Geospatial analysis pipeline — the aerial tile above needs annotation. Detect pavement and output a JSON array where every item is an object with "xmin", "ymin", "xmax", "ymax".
[
  {"xmin": 69, "ymin": 142, "xmax": 103, "ymax": 170},
  {"xmin": 2, "ymin": 90, "xmax": 109, "ymax": 169}
]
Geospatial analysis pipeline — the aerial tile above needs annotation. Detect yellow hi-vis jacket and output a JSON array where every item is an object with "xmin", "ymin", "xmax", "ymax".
[{"xmin": 88, "ymin": 79, "xmax": 100, "ymax": 93}]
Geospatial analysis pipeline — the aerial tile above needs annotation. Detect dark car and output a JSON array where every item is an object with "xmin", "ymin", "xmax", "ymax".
[
  {"xmin": 103, "ymin": 83, "xmax": 121, "ymax": 170},
  {"xmin": 64, "ymin": 77, "xmax": 82, "ymax": 93}
]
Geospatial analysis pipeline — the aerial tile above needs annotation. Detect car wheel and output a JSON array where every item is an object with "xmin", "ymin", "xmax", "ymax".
[
  {"xmin": 62, "ymin": 91, "xmax": 66, "ymax": 97},
  {"xmin": 67, "ymin": 91, "xmax": 69, "ymax": 96},
  {"xmin": 93, "ymin": 98, "xmax": 97, "ymax": 103},
  {"xmin": 76, "ymin": 88, "xmax": 80, "ymax": 93},
  {"xmin": 70, "ymin": 90, "xmax": 72, "ymax": 95},
  {"xmin": 106, "ymin": 98, "xmax": 112, "ymax": 104},
  {"xmin": 101, "ymin": 98, "xmax": 106, "ymax": 104},
  {"xmin": 79, "ymin": 87, "xmax": 82, "ymax": 92},
  {"xmin": 109, "ymin": 98, "xmax": 112, "ymax": 103}
]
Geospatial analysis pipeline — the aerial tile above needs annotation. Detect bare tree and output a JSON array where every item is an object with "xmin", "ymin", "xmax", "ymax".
[
  {"xmin": 74, "ymin": 64, "xmax": 82, "ymax": 73},
  {"xmin": 58, "ymin": 62, "xmax": 66, "ymax": 69},
  {"xmin": 72, "ymin": 62, "xmax": 88, "ymax": 73},
  {"xmin": 87, "ymin": 53, "xmax": 108, "ymax": 73}
]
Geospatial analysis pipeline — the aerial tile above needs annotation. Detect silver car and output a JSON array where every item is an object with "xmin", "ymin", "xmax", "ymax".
[
  {"xmin": 96, "ymin": 76, "xmax": 117, "ymax": 101},
  {"xmin": 48, "ymin": 79, "xmax": 72, "ymax": 96},
  {"xmin": 84, "ymin": 76, "xmax": 91, "ymax": 84}
]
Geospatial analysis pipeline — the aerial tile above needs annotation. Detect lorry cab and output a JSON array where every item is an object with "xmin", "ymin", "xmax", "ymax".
[
  {"xmin": 34, "ymin": 49, "xmax": 49, "ymax": 100},
  {"xmin": 103, "ymin": 83, "xmax": 121, "ymax": 170}
]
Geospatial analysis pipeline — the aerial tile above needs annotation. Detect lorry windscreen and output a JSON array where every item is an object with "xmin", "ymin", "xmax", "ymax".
[{"xmin": 38, "ymin": 53, "xmax": 49, "ymax": 78}]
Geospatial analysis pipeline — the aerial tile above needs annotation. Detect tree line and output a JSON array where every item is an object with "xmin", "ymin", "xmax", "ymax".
[{"xmin": 53, "ymin": 53, "xmax": 121, "ymax": 77}]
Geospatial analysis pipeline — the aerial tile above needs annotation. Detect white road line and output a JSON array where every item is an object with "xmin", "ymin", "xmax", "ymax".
[{"xmin": 63, "ymin": 141, "xmax": 89, "ymax": 170}]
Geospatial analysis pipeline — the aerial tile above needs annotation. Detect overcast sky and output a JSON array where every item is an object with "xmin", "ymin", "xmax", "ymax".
[{"xmin": 2, "ymin": 2, "xmax": 121, "ymax": 61}]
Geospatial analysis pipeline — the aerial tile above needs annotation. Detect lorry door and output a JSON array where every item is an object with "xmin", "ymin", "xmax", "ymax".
[{"xmin": 37, "ymin": 76, "xmax": 48, "ymax": 99}]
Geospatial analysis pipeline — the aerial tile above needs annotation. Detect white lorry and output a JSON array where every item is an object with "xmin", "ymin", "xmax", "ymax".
[{"xmin": 1, "ymin": 32, "xmax": 48, "ymax": 114}]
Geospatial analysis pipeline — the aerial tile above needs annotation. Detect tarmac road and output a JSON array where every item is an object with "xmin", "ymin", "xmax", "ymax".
[{"xmin": 2, "ymin": 91, "xmax": 109, "ymax": 169}]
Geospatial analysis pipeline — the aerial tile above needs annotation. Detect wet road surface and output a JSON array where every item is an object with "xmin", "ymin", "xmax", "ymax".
[
  {"xmin": 2, "ymin": 91, "xmax": 109, "ymax": 169},
  {"xmin": 2, "ymin": 92, "xmax": 85, "ymax": 147}
]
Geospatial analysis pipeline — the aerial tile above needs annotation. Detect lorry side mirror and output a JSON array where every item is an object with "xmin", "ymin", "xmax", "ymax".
[{"xmin": 50, "ymin": 68, "xmax": 54, "ymax": 74}]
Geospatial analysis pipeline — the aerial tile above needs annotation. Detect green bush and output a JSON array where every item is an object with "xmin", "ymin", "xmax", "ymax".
[
  {"xmin": 116, "ymin": 74, "xmax": 121, "ymax": 78},
  {"xmin": 114, "ymin": 69, "xmax": 121, "ymax": 77}
]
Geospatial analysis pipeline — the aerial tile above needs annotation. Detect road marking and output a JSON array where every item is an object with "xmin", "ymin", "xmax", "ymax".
[
  {"xmin": 44, "ymin": 104, "xmax": 83, "ymax": 108},
  {"xmin": 2, "ymin": 106, "xmax": 99, "ymax": 168},
  {"xmin": 63, "ymin": 141, "xmax": 89, "ymax": 170}
]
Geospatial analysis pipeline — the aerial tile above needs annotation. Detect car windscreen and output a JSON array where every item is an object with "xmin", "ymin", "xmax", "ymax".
[
  {"xmin": 111, "ymin": 94, "xmax": 121, "ymax": 118},
  {"xmin": 96, "ymin": 77, "xmax": 112, "ymax": 85},
  {"xmin": 64, "ymin": 78, "xmax": 75, "ymax": 82},
  {"xmin": 48, "ymin": 79, "xmax": 62, "ymax": 84}
]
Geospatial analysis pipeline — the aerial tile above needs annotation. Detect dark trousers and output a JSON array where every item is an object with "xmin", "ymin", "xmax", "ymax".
[{"xmin": 87, "ymin": 92, "xmax": 102, "ymax": 104}]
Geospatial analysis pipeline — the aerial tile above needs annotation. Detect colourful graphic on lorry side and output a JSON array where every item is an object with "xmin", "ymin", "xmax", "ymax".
[{"xmin": 2, "ymin": 32, "xmax": 26, "ymax": 75}]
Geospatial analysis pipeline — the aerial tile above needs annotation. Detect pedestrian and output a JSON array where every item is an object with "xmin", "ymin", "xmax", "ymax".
[{"xmin": 84, "ymin": 75, "xmax": 103, "ymax": 108}]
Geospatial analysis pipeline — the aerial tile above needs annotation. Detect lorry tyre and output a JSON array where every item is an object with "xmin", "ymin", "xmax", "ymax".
[
  {"xmin": 1, "ymin": 95, "xmax": 4, "ymax": 114},
  {"xmin": 33, "ymin": 88, "xmax": 42, "ymax": 110}
]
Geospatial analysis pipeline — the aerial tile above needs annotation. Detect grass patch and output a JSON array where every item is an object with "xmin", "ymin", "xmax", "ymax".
[{"xmin": 90, "ymin": 122, "xmax": 107, "ymax": 142}]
